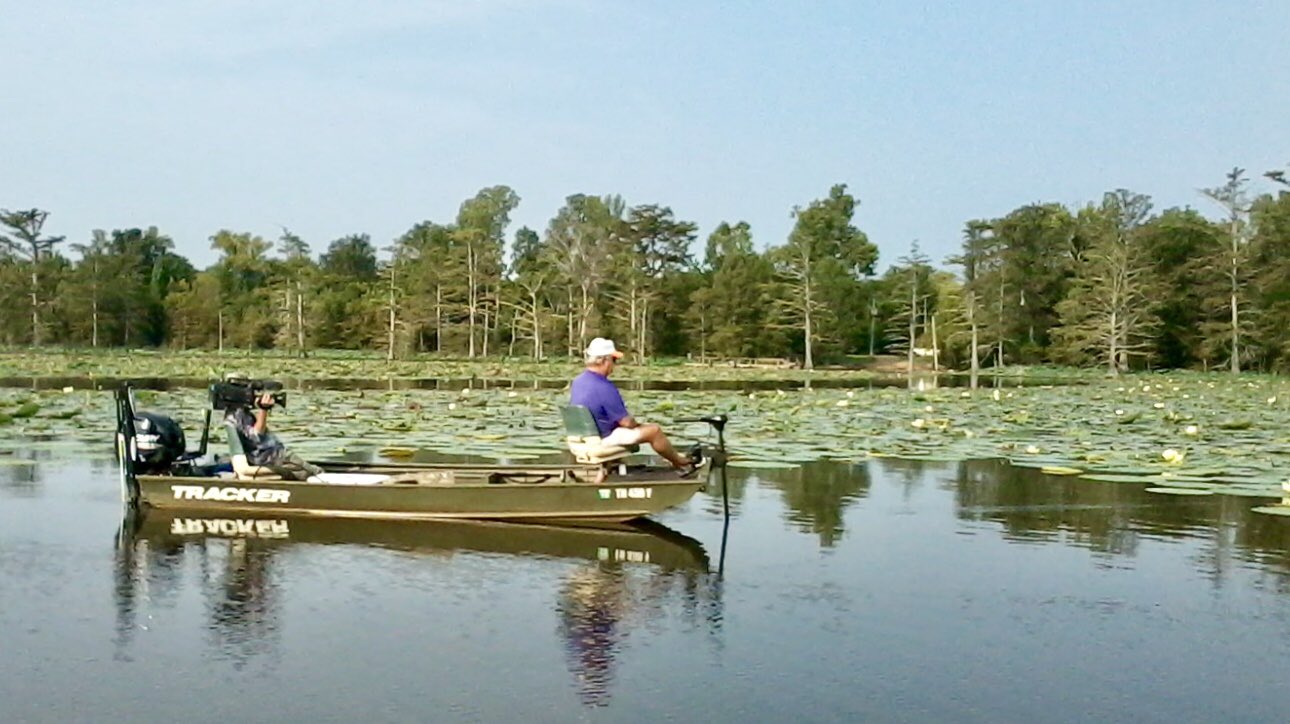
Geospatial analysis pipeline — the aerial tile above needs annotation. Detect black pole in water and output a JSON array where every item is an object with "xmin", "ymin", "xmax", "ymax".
[
  {"xmin": 715, "ymin": 419, "xmax": 729, "ymax": 520},
  {"xmin": 717, "ymin": 463, "xmax": 730, "ymax": 576}
]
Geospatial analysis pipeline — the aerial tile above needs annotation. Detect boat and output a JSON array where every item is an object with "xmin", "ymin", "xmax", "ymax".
[{"xmin": 114, "ymin": 385, "xmax": 729, "ymax": 524}]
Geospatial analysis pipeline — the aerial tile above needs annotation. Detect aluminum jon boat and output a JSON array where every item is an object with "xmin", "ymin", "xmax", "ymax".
[{"xmin": 114, "ymin": 385, "xmax": 728, "ymax": 524}]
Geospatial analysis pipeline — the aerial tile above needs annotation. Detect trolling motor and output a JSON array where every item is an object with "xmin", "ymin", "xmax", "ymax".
[
  {"xmin": 677, "ymin": 415, "xmax": 729, "ymax": 467},
  {"xmin": 678, "ymin": 414, "xmax": 732, "ymax": 573}
]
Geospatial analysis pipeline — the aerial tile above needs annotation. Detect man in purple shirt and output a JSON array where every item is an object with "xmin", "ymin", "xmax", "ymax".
[{"xmin": 570, "ymin": 337, "xmax": 693, "ymax": 471}]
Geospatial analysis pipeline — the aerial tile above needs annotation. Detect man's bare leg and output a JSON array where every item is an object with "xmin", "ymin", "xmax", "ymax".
[{"xmin": 635, "ymin": 423, "xmax": 690, "ymax": 469}]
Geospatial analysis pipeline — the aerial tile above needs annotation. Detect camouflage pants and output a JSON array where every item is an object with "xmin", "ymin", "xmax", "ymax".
[{"xmin": 266, "ymin": 450, "xmax": 323, "ymax": 481}]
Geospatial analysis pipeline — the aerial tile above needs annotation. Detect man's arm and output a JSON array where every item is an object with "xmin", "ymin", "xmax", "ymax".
[
  {"xmin": 607, "ymin": 387, "xmax": 635, "ymax": 429},
  {"xmin": 252, "ymin": 393, "xmax": 273, "ymax": 434}
]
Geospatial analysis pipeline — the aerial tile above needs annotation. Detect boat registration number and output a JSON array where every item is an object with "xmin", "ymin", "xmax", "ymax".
[{"xmin": 598, "ymin": 487, "xmax": 652, "ymax": 500}]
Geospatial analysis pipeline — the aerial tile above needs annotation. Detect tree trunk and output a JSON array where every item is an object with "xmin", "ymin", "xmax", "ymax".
[
  {"xmin": 434, "ymin": 286, "xmax": 442, "ymax": 354},
  {"xmin": 1108, "ymin": 308, "xmax": 1119, "ymax": 376},
  {"xmin": 296, "ymin": 280, "xmax": 305, "ymax": 357},
  {"xmin": 508, "ymin": 311, "xmax": 517, "ymax": 357},
  {"xmin": 996, "ymin": 276, "xmax": 1005, "ymax": 369},
  {"xmin": 532, "ymin": 289, "xmax": 542, "ymax": 359},
  {"xmin": 467, "ymin": 244, "xmax": 477, "ymax": 359},
  {"xmin": 930, "ymin": 312, "xmax": 939, "ymax": 373},
  {"xmin": 907, "ymin": 281, "xmax": 916, "ymax": 382},
  {"xmin": 566, "ymin": 286, "xmax": 575, "ymax": 358},
  {"xmin": 803, "ymin": 276, "xmax": 814, "ymax": 371},
  {"xmin": 30, "ymin": 266, "xmax": 39, "ymax": 346},
  {"xmin": 639, "ymin": 297, "xmax": 649, "ymax": 364},
  {"xmin": 699, "ymin": 306, "xmax": 707, "ymax": 360},
  {"xmin": 579, "ymin": 284, "xmax": 590, "ymax": 352},
  {"xmin": 968, "ymin": 291, "xmax": 979, "ymax": 390},
  {"xmin": 1230, "ymin": 238, "xmax": 1240, "ymax": 373},
  {"xmin": 867, "ymin": 298, "xmax": 876, "ymax": 357},
  {"xmin": 387, "ymin": 266, "xmax": 396, "ymax": 362},
  {"xmin": 218, "ymin": 308, "xmax": 224, "ymax": 353}
]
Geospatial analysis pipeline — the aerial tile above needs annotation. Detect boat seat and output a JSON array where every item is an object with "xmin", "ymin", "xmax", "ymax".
[
  {"xmin": 223, "ymin": 420, "xmax": 284, "ymax": 481},
  {"xmin": 561, "ymin": 405, "xmax": 638, "ymax": 465}
]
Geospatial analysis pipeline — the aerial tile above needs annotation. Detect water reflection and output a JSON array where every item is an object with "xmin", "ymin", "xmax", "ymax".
[
  {"xmin": 113, "ymin": 509, "xmax": 721, "ymax": 705},
  {"xmin": 948, "ymin": 458, "xmax": 1290, "ymax": 582},
  {"xmin": 557, "ymin": 549, "xmax": 719, "ymax": 707},
  {"xmin": 765, "ymin": 462, "xmax": 874, "ymax": 547}
]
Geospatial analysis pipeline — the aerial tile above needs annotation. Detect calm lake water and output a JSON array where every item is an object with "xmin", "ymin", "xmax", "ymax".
[{"xmin": 3, "ymin": 451, "xmax": 1290, "ymax": 722}]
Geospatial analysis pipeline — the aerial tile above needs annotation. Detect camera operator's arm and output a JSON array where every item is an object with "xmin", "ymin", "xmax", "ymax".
[{"xmin": 253, "ymin": 393, "xmax": 274, "ymax": 434}]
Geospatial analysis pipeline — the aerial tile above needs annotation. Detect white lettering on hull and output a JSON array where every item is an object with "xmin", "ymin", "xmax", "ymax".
[
  {"xmin": 170, "ymin": 485, "xmax": 291, "ymax": 504},
  {"xmin": 597, "ymin": 487, "xmax": 653, "ymax": 501}
]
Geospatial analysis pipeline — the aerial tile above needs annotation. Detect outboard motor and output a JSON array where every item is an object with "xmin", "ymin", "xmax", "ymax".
[{"xmin": 132, "ymin": 411, "xmax": 187, "ymax": 474}]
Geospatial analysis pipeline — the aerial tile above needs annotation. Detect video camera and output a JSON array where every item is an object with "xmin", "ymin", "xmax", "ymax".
[{"xmin": 210, "ymin": 377, "xmax": 287, "ymax": 410}]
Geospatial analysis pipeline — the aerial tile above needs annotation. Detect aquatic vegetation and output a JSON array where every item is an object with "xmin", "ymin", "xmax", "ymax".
[{"xmin": 3, "ymin": 369, "xmax": 1290, "ymax": 503}]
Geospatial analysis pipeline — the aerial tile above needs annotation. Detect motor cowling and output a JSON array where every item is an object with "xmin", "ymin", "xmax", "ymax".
[{"xmin": 133, "ymin": 412, "xmax": 187, "ymax": 473}]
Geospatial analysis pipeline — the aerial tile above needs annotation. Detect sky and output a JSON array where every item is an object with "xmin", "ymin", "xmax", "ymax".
[{"xmin": 2, "ymin": 0, "xmax": 1287, "ymax": 271}]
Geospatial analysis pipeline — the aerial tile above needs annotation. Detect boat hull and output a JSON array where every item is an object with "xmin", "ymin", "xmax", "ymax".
[{"xmin": 135, "ymin": 474, "xmax": 705, "ymax": 523}]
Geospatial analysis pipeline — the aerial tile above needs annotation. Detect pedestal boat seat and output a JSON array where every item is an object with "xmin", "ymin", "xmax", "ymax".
[
  {"xmin": 562, "ymin": 405, "xmax": 639, "ymax": 482},
  {"xmin": 223, "ymin": 420, "xmax": 284, "ymax": 481}
]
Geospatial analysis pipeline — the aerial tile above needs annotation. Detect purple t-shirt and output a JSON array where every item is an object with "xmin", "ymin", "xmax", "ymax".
[{"xmin": 570, "ymin": 370, "xmax": 630, "ymax": 438}]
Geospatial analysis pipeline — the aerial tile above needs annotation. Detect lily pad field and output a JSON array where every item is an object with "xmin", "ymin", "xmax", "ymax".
[
  {"xmin": 3, "ymin": 355, "xmax": 1290, "ymax": 514},
  {"xmin": 0, "ymin": 348, "xmax": 882, "ymax": 383}
]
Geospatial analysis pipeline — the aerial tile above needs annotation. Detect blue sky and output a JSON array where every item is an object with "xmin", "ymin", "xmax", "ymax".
[{"xmin": 2, "ymin": 0, "xmax": 1286, "ymax": 270}]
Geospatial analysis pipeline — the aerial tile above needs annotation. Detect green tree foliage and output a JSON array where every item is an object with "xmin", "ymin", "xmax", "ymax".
[
  {"xmin": 949, "ymin": 220, "xmax": 998, "ymax": 380},
  {"xmin": 0, "ymin": 209, "xmax": 65, "ymax": 345},
  {"xmin": 314, "ymin": 234, "xmax": 379, "ymax": 348},
  {"xmin": 396, "ymin": 221, "xmax": 456, "ymax": 353},
  {"xmin": 1137, "ymin": 209, "xmax": 1219, "ymax": 369},
  {"xmin": 454, "ymin": 185, "xmax": 520, "ymax": 357},
  {"xmin": 1199, "ymin": 168, "xmax": 1255, "ymax": 372},
  {"xmin": 612, "ymin": 204, "xmax": 697, "ymax": 359},
  {"xmin": 876, "ymin": 242, "xmax": 936, "ymax": 374},
  {"xmin": 14, "ymin": 173, "xmax": 1290, "ymax": 374},
  {"xmin": 209, "ymin": 229, "xmax": 275, "ymax": 348},
  {"xmin": 692, "ymin": 222, "xmax": 778, "ymax": 358},
  {"xmin": 504, "ymin": 225, "xmax": 555, "ymax": 358},
  {"xmin": 544, "ymin": 194, "xmax": 622, "ymax": 355},
  {"xmin": 74, "ymin": 226, "xmax": 192, "ymax": 347},
  {"xmin": 1052, "ymin": 191, "xmax": 1157, "ymax": 373},
  {"xmin": 990, "ymin": 203, "xmax": 1076, "ymax": 361},
  {"xmin": 770, "ymin": 184, "xmax": 877, "ymax": 369},
  {"xmin": 1248, "ymin": 189, "xmax": 1290, "ymax": 370}
]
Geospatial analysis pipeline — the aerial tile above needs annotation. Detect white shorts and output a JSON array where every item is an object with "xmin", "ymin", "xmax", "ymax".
[{"xmin": 602, "ymin": 426, "xmax": 645, "ymax": 446}]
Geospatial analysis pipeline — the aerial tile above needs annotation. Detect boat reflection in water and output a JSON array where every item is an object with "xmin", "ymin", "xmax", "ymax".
[{"xmin": 114, "ymin": 509, "xmax": 722, "ymax": 705}]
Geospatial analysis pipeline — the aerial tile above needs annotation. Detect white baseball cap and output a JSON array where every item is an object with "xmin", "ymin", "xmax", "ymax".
[{"xmin": 585, "ymin": 337, "xmax": 624, "ymax": 359}]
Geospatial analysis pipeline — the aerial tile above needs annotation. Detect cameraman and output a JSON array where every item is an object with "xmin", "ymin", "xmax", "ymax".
[{"xmin": 225, "ymin": 391, "xmax": 322, "ymax": 481}]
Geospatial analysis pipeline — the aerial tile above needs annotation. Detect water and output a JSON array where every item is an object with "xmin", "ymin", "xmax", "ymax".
[{"xmin": 3, "ymin": 453, "xmax": 1290, "ymax": 722}]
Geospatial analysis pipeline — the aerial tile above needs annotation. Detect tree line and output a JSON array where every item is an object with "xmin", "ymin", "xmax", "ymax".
[{"xmin": 3, "ymin": 167, "xmax": 1289, "ymax": 373}]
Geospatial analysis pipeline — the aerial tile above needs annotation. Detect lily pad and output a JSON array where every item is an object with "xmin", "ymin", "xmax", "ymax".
[
  {"xmin": 1144, "ymin": 487, "xmax": 1213, "ymax": 496},
  {"xmin": 728, "ymin": 459, "xmax": 802, "ymax": 469},
  {"xmin": 11, "ymin": 403, "xmax": 39, "ymax": 418},
  {"xmin": 1081, "ymin": 474, "xmax": 1159, "ymax": 484},
  {"xmin": 1039, "ymin": 466, "xmax": 1084, "ymax": 476}
]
